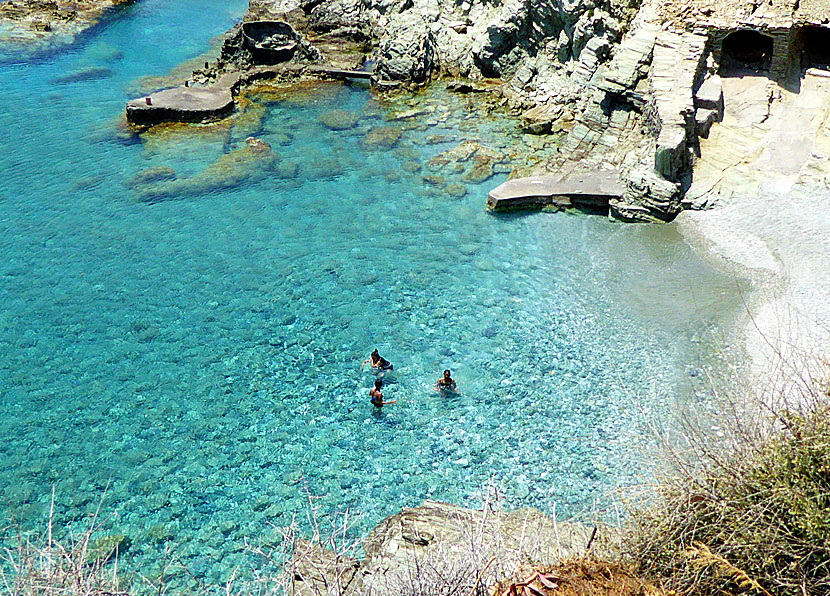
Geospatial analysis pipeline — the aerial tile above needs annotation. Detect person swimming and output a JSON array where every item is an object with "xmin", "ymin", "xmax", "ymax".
[
  {"xmin": 361, "ymin": 349, "xmax": 393, "ymax": 372},
  {"xmin": 369, "ymin": 378, "xmax": 396, "ymax": 408},
  {"xmin": 435, "ymin": 369, "xmax": 457, "ymax": 394}
]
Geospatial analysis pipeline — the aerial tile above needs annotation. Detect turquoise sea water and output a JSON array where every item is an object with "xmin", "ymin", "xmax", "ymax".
[{"xmin": 0, "ymin": 0, "xmax": 743, "ymax": 590}]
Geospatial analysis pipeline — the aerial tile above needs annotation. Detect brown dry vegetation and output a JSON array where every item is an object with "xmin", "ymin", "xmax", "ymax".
[{"xmin": 493, "ymin": 560, "xmax": 663, "ymax": 596}]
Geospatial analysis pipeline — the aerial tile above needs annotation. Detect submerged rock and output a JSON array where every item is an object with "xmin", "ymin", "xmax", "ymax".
[
  {"xmin": 444, "ymin": 182, "xmax": 468, "ymax": 198},
  {"xmin": 360, "ymin": 126, "xmax": 402, "ymax": 149},
  {"xmin": 137, "ymin": 137, "xmax": 279, "ymax": 202},
  {"xmin": 319, "ymin": 109, "xmax": 361, "ymax": 130},
  {"xmin": 52, "ymin": 66, "xmax": 114, "ymax": 84},
  {"xmin": 126, "ymin": 166, "xmax": 177, "ymax": 188},
  {"xmin": 86, "ymin": 534, "xmax": 130, "ymax": 565}
]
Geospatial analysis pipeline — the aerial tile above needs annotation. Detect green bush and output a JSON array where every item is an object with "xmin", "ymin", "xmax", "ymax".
[{"xmin": 630, "ymin": 402, "xmax": 830, "ymax": 595}]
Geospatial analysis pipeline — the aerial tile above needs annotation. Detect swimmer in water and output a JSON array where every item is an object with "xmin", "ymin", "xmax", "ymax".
[
  {"xmin": 369, "ymin": 379, "xmax": 396, "ymax": 408},
  {"xmin": 361, "ymin": 349, "xmax": 393, "ymax": 372},
  {"xmin": 435, "ymin": 369, "xmax": 457, "ymax": 393}
]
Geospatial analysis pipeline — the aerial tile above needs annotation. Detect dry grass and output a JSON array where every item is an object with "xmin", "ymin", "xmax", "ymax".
[
  {"xmin": 492, "ymin": 559, "xmax": 664, "ymax": 596},
  {"xmin": 1, "ymin": 489, "xmax": 128, "ymax": 596}
]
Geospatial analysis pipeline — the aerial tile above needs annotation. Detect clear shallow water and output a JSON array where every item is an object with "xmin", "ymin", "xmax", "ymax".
[{"xmin": 0, "ymin": 1, "xmax": 743, "ymax": 590}]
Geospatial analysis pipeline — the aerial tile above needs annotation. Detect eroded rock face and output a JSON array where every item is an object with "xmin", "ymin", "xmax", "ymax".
[
  {"xmin": 308, "ymin": 0, "xmax": 373, "ymax": 34},
  {"xmin": 612, "ymin": 167, "xmax": 681, "ymax": 222},
  {"xmin": 374, "ymin": 13, "xmax": 438, "ymax": 83}
]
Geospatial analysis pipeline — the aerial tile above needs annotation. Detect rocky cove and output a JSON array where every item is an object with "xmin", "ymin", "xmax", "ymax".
[
  {"xmin": 120, "ymin": 0, "xmax": 830, "ymax": 371},
  {"xmin": 2, "ymin": 0, "xmax": 829, "ymax": 593}
]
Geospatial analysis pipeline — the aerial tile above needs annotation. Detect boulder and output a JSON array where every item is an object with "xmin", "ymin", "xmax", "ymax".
[
  {"xmin": 520, "ymin": 103, "xmax": 564, "ymax": 134},
  {"xmin": 471, "ymin": 0, "xmax": 529, "ymax": 77},
  {"xmin": 374, "ymin": 13, "xmax": 438, "ymax": 83},
  {"xmin": 361, "ymin": 126, "xmax": 402, "ymax": 149},
  {"xmin": 318, "ymin": 109, "xmax": 361, "ymax": 130},
  {"xmin": 611, "ymin": 167, "xmax": 680, "ymax": 222}
]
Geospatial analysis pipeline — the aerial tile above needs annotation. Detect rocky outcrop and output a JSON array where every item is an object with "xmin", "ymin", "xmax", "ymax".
[
  {"xmin": 374, "ymin": 13, "xmax": 438, "ymax": 84},
  {"xmin": 290, "ymin": 500, "xmax": 619, "ymax": 596}
]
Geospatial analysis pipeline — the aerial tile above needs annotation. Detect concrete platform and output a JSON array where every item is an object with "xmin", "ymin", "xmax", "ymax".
[
  {"xmin": 125, "ymin": 64, "xmax": 373, "ymax": 126},
  {"xmin": 486, "ymin": 170, "xmax": 625, "ymax": 211},
  {"xmin": 126, "ymin": 86, "xmax": 234, "ymax": 126}
]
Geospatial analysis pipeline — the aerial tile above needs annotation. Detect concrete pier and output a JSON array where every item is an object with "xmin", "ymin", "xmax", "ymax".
[
  {"xmin": 486, "ymin": 170, "xmax": 624, "ymax": 212},
  {"xmin": 126, "ymin": 87, "xmax": 234, "ymax": 126},
  {"xmin": 125, "ymin": 64, "xmax": 373, "ymax": 126}
]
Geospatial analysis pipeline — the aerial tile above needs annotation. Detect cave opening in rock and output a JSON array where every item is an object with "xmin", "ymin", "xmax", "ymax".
[
  {"xmin": 802, "ymin": 26, "xmax": 830, "ymax": 68},
  {"xmin": 720, "ymin": 29, "xmax": 774, "ymax": 72}
]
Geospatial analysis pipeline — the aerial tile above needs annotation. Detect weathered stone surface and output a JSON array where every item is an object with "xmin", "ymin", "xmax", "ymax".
[
  {"xmin": 611, "ymin": 167, "xmax": 680, "ymax": 222},
  {"xmin": 520, "ymin": 103, "xmax": 564, "ymax": 134},
  {"xmin": 308, "ymin": 0, "xmax": 372, "ymax": 34},
  {"xmin": 471, "ymin": 0, "xmax": 528, "ymax": 78},
  {"xmin": 695, "ymin": 107, "xmax": 718, "ymax": 138},
  {"xmin": 655, "ymin": 124, "xmax": 687, "ymax": 179},
  {"xmin": 695, "ymin": 74, "xmax": 723, "ymax": 114},
  {"xmin": 126, "ymin": 87, "xmax": 235, "ymax": 126},
  {"xmin": 374, "ymin": 13, "xmax": 437, "ymax": 83},
  {"xmin": 598, "ymin": 22, "xmax": 658, "ymax": 101}
]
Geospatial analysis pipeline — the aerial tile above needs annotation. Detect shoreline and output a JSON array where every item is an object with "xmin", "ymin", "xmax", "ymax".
[{"xmin": 675, "ymin": 71, "xmax": 830, "ymax": 392}]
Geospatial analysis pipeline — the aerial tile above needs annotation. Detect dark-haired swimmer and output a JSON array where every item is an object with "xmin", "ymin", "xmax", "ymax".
[
  {"xmin": 361, "ymin": 349, "xmax": 393, "ymax": 372},
  {"xmin": 370, "ymin": 379, "xmax": 396, "ymax": 408},
  {"xmin": 435, "ymin": 369, "xmax": 457, "ymax": 394}
]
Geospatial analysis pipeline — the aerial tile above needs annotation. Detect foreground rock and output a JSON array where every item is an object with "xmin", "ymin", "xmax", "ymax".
[{"xmin": 290, "ymin": 500, "xmax": 618, "ymax": 596}]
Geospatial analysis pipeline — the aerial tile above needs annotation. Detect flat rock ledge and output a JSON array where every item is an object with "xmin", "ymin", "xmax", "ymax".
[
  {"xmin": 291, "ymin": 500, "xmax": 618, "ymax": 596},
  {"xmin": 487, "ymin": 170, "xmax": 624, "ymax": 212},
  {"xmin": 126, "ymin": 87, "xmax": 235, "ymax": 126}
]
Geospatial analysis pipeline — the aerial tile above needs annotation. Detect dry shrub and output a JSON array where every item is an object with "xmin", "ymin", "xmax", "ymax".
[
  {"xmin": 492, "ymin": 559, "xmax": 664, "ymax": 596},
  {"xmin": 0, "ymin": 490, "xmax": 128, "ymax": 596},
  {"xmin": 628, "ymin": 346, "xmax": 830, "ymax": 596}
]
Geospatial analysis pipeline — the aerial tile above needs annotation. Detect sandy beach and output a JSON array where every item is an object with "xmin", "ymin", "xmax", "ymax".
[{"xmin": 676, "ymin": 71, "xmax": 830, "ymax": 389}]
